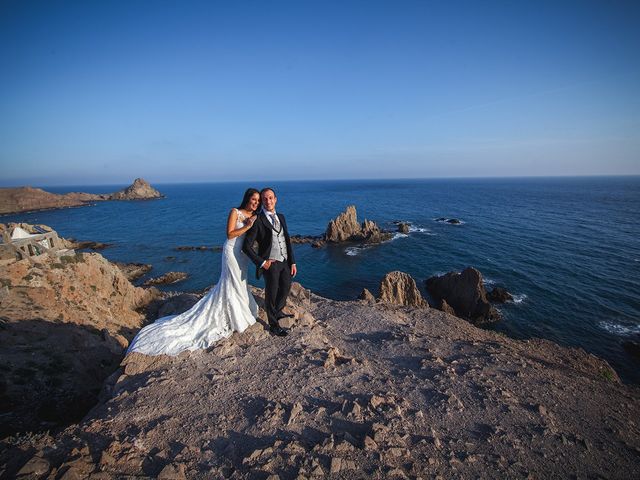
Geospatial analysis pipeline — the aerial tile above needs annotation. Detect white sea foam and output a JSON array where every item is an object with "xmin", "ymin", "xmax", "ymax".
[
  {"xmin": 392, "ymin": 233, "xmax": 409, "ymax": 240},
  {"xmin": 511, "ymin": 294, "xmax": 527, "ymax": 304},
  {"xmin": 345, "ymin": 247, "xmax": 362, "ymax": 256},
  {"xmin": 599, "ymin": 321, "xmax": 640, "ymax": 336},
  {"xmin": 483, "ymin": 278, "xmax": 496, "ymax": 286}
]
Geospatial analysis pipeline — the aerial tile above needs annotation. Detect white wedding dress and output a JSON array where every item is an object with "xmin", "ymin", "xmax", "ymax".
[{"xmin": 127, "ymin": 209, "xmax": 258, "ymax": 356}]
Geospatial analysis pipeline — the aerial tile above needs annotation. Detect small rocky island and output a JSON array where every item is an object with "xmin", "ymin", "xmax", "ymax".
[
  {"xmin": 0, "ymin": 178, "xmax": 163, "ymax": 215},
  {"xmin": 0, "ymin": 224, "xmax": 639, "ymax": 479},
  {"xmin": 291, "ymin": 205, "xmax": 393, "ymax": 248}
]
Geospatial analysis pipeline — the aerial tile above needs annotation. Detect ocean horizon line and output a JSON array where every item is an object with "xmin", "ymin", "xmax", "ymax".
[{"xmin": 2, "ymin": 173, "xmax": 639, "ymax": 190}]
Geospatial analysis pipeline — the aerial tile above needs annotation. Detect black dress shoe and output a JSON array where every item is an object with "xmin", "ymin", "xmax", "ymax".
[
  {"xmin": 269, "ymin": 325, "xmax": 288, "ymax": 337},
  {"xmin": 276, "ymin": 313, "xmax": 295, "ymax": 320}
]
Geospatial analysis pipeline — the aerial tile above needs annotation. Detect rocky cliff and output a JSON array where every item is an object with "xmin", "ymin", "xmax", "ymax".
[
  {"xmin": 1, "ymin": 284, "xmax": 638, "ymax": 478},
  {"xmin": 0, "ymin": 245, "xmax": 160, "ymax": 437}
]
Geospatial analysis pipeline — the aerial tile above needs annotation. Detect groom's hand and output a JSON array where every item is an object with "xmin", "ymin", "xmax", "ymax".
[
  {"xmin": 291, "ymin": 264, "xmax": 297, "ymax": 277},
  {"xmin": 262, "ymin": 260, "xmax": 272, "ymax": 270}
]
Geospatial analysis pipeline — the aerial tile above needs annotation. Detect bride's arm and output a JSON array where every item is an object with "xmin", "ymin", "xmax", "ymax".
[{"xmin": 227, "ymin": 209, "xmax": 255, "ymax": 239}]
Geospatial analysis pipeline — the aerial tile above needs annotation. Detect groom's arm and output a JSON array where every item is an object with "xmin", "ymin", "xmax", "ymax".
[{"xmin": 242, "ymin": 223, "xmax": 264, "ymax": 268}]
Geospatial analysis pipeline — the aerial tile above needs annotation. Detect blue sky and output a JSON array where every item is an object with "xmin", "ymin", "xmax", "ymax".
[{"xmin": 1, "ymin": 0, "xmax": 639, "ymax": 186}]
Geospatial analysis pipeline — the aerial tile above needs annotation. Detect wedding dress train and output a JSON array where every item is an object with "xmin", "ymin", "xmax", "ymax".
[{"xmin": 127, "ymin": 209, "xmax": 258, "ymax": 356}]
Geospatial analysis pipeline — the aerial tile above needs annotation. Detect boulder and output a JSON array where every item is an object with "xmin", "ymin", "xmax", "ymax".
[
  {"xmin": 397, "ymin": 222, "xmax": 410, "ymax": 234},
  {"xmin": 359, "ymin": 219, "xmax": 392, "ymax": 243},
  {"xmin": 143, "ymin": 272, "xmax": 189, "ymax": 286},
  {"xmin": 426, "ymin": 267, "xmax": 499, "ymax": 325},
  {"xmin": 439, "ymin": 299, "xmax": 456, "ymax": 316},
  {"xmin": 358, "ymin": 288, "xmax": 376, "ymax": 303},
  {"xmin": 109, "ymin": 178, "xmax": 163, "ymax": 200},
  {"xmin": 65, "ymin": 239, "xmax": 112, "ymax": 251},
  {"xmin": 487, "ymin": 286, "xmax": 513, "ymax": 303},
  {"xmin": 113, "ymin": 262, "xmax": 152, "ymax": 282},
  {"xmin": 378, "ymin": 271, "xmax": 427, "ymax": 308}
]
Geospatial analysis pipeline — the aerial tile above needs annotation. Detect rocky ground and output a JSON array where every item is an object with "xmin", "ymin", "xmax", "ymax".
[{"xmin": 2, "ymin": 285, "xmax": 638, "ymax": 479}]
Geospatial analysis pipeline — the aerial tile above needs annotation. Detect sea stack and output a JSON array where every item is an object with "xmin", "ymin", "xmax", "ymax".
[
  {"xmin": 325, "ymin": 206, "xmax": 392, "ymax": 244},
  {"xmin": 109, "ymin": 178, "xmax": 164, "ymax": 200}
]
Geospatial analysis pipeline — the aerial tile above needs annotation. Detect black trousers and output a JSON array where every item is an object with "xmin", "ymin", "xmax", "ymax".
[{"xmin": 263, "ymin": 260, "xmax": 292, "ymax": 327}]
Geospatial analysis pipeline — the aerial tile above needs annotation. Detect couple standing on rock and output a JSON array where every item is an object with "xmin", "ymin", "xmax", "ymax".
[{"xmin": 127, "ymin": 187, "xmax": 297, "ymax": 356}]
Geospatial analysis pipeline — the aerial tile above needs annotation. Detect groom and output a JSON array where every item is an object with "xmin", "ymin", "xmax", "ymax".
[{"xmin": 243, "ymin": 187, "xmax": 297, "ymax": 337}]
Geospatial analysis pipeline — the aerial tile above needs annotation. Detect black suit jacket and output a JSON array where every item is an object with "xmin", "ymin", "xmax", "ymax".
[{"xmin": 242, "ymin": 211, "xmax": 295, "ymax": 279}]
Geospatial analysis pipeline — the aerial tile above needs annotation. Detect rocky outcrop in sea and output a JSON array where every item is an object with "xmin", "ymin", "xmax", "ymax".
[
  {"xmin": 291, "ymin": 205, "xmax": 392, "ymax": 248},
  {"xmin": 0, "ymin": 178, "xmax": 163, "ymax": 215},
  {"xmin": 108, "ymin": 178, "xmax": 163, "ymax": 201},
  {"xmin": 325, "ymin": 205, "xmax": 392, "ymax": 244},
  {"xmin": 426, "ymin": 267, "xmax": 500, "ymax": 325}
]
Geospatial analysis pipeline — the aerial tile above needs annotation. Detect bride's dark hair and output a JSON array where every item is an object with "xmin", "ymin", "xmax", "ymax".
[{"xmin": 238, "ymin": 188, "xmax": 261, "ymax": 211}]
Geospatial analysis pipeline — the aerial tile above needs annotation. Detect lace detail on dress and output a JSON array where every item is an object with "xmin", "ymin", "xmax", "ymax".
[{"xmin": 235, "ymin": 208, "xmax": 247, "ymax": 223}]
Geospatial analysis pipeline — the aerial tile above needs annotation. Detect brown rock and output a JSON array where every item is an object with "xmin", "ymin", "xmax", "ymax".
[
  {"xmin": 324, "ymin": 347, "xmax": 353, "ymax": 368},
  {"xmin": 325, "ymin": 206, "xmax": 362, "ymax": 242},
  {"xmin": 364, "ymin": 435, "xmax": 378, "ymax": 450},
  {"xmin": 360, "ymin": 219, "xmax": 392, "ymax": 243},
  {"xmin": 109, "ymin": 178, "xmax": 164, "ymax": 200},
  {"xmin": 439, "ymin": 299, "xmax": 456, "ymax": 315},
  {"xmin": 378, "ymin": 271, "xmax": 427, "ymax": 308},
  {"xmin": 113, "ymin": 262, "xmax": 152, "ymax": 281},
  {"xmin": 143, "ymin": 271, "xmax": 189, "ymax": 286},
  {"xmin": 329, "ymin": 457, "xmax": 343, "ymax": 474},
  {"xmin": 487, "ymin": 286, "xmax": 513, "ymax": 303},
  {"xmin": 397, "ymin": 222, "xmax": 410, "ymax": 234},
  {"xmin": 157, "ymin": 463, "xmax": 187, "ymax": 479},
  {"xmin": 324, "ymin": 206, "xmax": 393, "ymax": 244},
  {"xmin": 426, "ymin": 267, "xmax": 500, "ymax": 325},
  {"xmin": 16, "ymin": 456, "xmax": 50, "ymax": 477},
  {"xmin": 67, "ymin": 239, "xmax": 112, "ymax": 251},
  {"xmin": 278, "ymin": 316, "xmax": 296, "ymax": 329},
  {"xmin": 288, "ymin": 401, "xmax": 303, "ymax": 425},
  {"xmin": 358, "ymin": 288, "xmax": 376, "ymax": 303}
]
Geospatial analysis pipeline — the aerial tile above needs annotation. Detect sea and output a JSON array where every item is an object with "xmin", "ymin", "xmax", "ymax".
[{"xmin": 3, "ymin": 177, "xmax": 640, "ymax": 383}]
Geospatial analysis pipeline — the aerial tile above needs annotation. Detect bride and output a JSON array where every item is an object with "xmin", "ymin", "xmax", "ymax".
[{"xmin": 127, "ymin": 188, "xmax": 261, "ymax": 356}]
